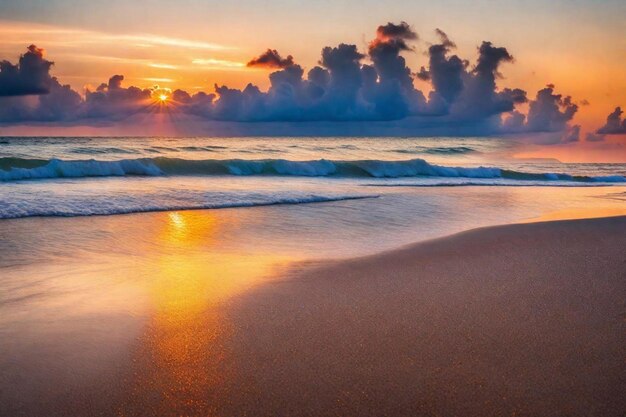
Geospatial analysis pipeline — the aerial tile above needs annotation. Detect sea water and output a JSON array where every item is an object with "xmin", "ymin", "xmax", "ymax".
[{"xmin": 1, "ymin": 136, "xmax": 625, "ymax": 257}]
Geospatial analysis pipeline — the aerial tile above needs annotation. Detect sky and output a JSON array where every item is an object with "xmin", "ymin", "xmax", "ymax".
[{"xmin": 0, "ymin": 0, "xmax": 625, "ymax": 154}]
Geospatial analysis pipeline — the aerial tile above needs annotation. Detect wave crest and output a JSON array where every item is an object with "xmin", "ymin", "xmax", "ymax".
[{"xmin": 1, "ymin": 157, "xmax": 624, "ymax": 183}]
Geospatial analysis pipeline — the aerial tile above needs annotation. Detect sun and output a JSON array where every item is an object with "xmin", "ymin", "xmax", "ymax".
[{"xmin": 158, "ymin": 94, "xmax": 169, "ymax": 102}]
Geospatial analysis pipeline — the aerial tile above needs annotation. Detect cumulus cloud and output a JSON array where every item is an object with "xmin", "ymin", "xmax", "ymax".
[
  {"xmin": 81, "ymin": 75, "xmax": 154, "ymax": 119},
  {"xmin": 247, "ymin": 49, "xmax": 295, "ymax": 69},
  {"xmin": 525, "ymin": 86, "xmax": 578, "ymax": 132},
  {"xmin": 375, "ymin": 21, "xmax": 418, "ymax": 45},
  {"xmin": 365, "ymin": 22, "xmax": 427, "ymax": 118},
  {"xmin": 414, "ymin": 29, "xmax": 529, "ymax": 128},
  {"xmin": 494, "ymin": 85, "xmax": 576, "ymax": 142},
  {"xmin": 417, "ymin": 29, "xmax": 465, "ymax": 105},
  {"xmin": 448, "ymin": 41, "xmax": 519, "ymax": 121},
  {"xmin": 0, "ymin": 45, "xmax": 53, "ymax": 96},
  {"xmin": 597, "ymin": 107, "xmax": 626, "ymax": 134},
  {"xmin": 0, "ymin": 77, "xmax": 81, "ymax": 122},
  {"xmin": 0, "ymin": 27, "xmax": 585, "ymax": 139}
]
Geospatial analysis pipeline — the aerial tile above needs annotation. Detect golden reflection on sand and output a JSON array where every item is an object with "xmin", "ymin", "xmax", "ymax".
[
  {"xmin": 513, "ymin": 186, "xmax": 626, "ymax": 223},
  {"xmin": 118, "ymin": 211, "xmax": 295, "ymax": 416},
  {"xmin": 524, "ymin": 207, "xmax": 626, "ymax": 223}
]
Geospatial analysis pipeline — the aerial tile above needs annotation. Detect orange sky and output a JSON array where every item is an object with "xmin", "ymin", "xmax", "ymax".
[
  {"xmin": 0, "ymin": 0, "xmax": 625, "ymax": 161},
  {"xmin": 1, "ymin": 11, "xmax": 624, "ymax": 137}
]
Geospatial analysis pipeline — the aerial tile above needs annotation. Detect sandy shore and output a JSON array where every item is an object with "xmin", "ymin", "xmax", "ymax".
[
  {"xmin": 210, "ymin": 216, "xmax": 626, "ymax": 417},
  {"xmin": 3, "ymin": 216, "xmax": 626, "ymax": 416}
]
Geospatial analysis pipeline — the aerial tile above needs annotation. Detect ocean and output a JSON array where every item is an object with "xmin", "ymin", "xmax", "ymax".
[{"xmin": 1, "ymin": 136, "xmax": 625, "ymax": 257}]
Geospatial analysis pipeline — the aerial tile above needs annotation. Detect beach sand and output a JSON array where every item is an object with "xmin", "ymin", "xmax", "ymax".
[
  {"xmin": 208, "ymin": 216, "xmax": 626, "ymax": 417},
  {"xmin": 2, "ymin": 216, "xmax": 625, "ymax": 416}
]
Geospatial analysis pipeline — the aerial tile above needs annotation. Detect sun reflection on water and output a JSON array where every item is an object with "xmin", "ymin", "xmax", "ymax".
[
  {"xmin": 168, "ymin": 212, "xmax": 185, "ymax": 229},
  {"xmin": 119, "ymin": 211, "xmax": 295, "ymax": 415}
]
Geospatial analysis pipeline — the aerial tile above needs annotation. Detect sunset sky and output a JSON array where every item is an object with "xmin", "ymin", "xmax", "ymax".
[{"xmin": 0, "ymin": 0, "xmax": 625, "ymax": 154}]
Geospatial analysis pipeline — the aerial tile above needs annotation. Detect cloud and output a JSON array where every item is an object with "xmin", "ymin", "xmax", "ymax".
[
  {"xmin": 374, "ymin": 21, "xmax": 418, "ymax": 48},
  {"xmin": 415, "ymin": 29, "xmax": 528, "ymax": 128},
  {"xmin": 597, "ymin": 106, "xmax": 626, "ymax": 134},
  {"xmin": 495, "ymin": 85, "xmax": 576, "ymax": 142},
  {"xmin": 0, "ymin": 45, "xmax": 53, "ymax": 96},
  {"xmin": 365, "ymin": 22, "xmax": 427, "ymax": 119},
  {"xmin": 417, "ymin": 29, "xmax": 465, "ymax": 105},
  {"xmin": 0, "ymin": 26, "xmax": 585, "ymax": 139},
  {"xmin": 315, "ymin": 44, "xmax": 367, "ymax": 119},
  {"xmin": 368, "ymin": 21, "xmax": 418, "ymax": 89},
  {"xmin": 0, "ymin": 76, "xmax": 81, "ymax": 122},
  {"xmin": 586, "ymin": 132, "xmax": 605, "ymax": 142},
  {"xmin": 81, "ymin": 75, "xmax": 154, "ymax": 119},
  {"xmin": 247, "ymin": 49, "xmax": 295, "ymax": 69},
  {"xmin": 560, "ymin": 124, "xmax": 580, "ymax": 143},
  {"xmin": 447, "ymin": 41, "xmax": 519, "ymax": 121},
  {"xmin": 118, "ymin": 34, "xmax": 231, "ymax": 51},
  {"xmin": 525, "ymin": 85, "xmax": 578, "ymax": 132}
]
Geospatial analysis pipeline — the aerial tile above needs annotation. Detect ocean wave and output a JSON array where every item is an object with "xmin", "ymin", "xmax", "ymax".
[
  {"xmin": 180, "ymin": 145, "xmax": 225, "ymax": 152},
  {"xmin": 69, "ymin": 147, "xmax": 138, "ymax": 155},
  {"xmin": 362, "ymin": 181, "xmax": 614, "ymax": 187},
  {"xmin": 0, "ymin": 158, "xmax": 162, "ymax": 181},
  {"xmin": 1, "ymin": 157, "xmax": 625, "ymax": 183},
  {"xmin": 392, "ymin": 146, "xmax": 476, "ymax": 155},
  {"xmin": 0, "ymin": 194, "xmax": 375, "ymax": 219}
]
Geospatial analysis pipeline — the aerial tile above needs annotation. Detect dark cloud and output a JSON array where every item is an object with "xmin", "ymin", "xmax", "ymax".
[
  {"xmin": 586, "ymin": 132, "xmax": 605, "ymax": 142},
  {"xmin": 0, "ymin": 45, "xmax": 53, "ymax": 96},
  {"xmin": 82, "ymin": 75, "xmax": 153, "ymax": 119},
  {"xmin": 496, "ymin": 85, "xmax": 577, "ymax": 141},
  {"xmin": 317, "ymin": 44, "xmax": 367, "ymax": 119},
  {"xmin": 525, "ymin": 85, "xmax": 578, "ymax": 132},
  {"xmin": 501, "ymin": 88, "xmax": 528, "ymax": 104},
  {"xmin": 35, "ymin": 78, "xmax": 82, "ymax": 121},
  {"xmin": 413, "ymin": 30, "xmax": 524, "ymax": 124},
  {"xmin": 0, "ymin": 77, "xmax": 81, "ymax": 122},
  {"xmin": 597, "ymin": 107, "xmax": 626, "ymax": 134},
  {"xmin": 418, "ymin": 29, "xmax": 466, "ymax": 105},
  {"xmin": 170, "ymin": 89, "xmax": 216, "ymax": 118},
  {"xmin": 474, "ymin": 41, "xmax": 513, "ymax": 79},
  {"xmin": 368, "ymin": 22, "xmax": 417, "ymax": 86},
  {"xmin": 0, "ymin": 25, "xmax": 585, "ymax": 140},
  {"xmin": 441, "ymin": 41, "xmax": 521, "ymax": 124},
  {"xmin": 375, "ymin": 22, "xmax": 418, "ymax": 46},
  {"xmin": 366, "ymin": 22, "xmax": 426, "ymax": 118},
  {"xmin": 434, "ymin": 28, "xmax": 456, "ymax": 49},
  {"xmin": 247, "ymin": 49, "xmax": 295, "ymax": 69}
]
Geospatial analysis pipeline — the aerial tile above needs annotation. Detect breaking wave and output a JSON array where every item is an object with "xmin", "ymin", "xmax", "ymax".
[
  {"xmin": 1, "ymin": 157, "xmax": 625, "ymax": 183},
  {"xmin": 0, "ymin": 194, "xmax": 375, "ymax": 219}
]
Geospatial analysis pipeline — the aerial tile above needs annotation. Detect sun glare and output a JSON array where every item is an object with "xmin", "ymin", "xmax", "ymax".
[{"xmin": 159, "ymin": 94, "xmax": 168, "ymax": 102}]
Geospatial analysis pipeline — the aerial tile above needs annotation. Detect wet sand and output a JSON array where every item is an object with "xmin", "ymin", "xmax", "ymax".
[
  {"xmin": 2, "ymin": 216, "xmax": 626, "ymax": 416},
  {"xmin": 214, "ymin": 216, "xmax": 626, "ymax": 417}
]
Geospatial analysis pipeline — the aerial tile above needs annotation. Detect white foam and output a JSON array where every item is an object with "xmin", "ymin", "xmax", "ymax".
[
  {"xmin": 1, "ymin": 157, "xmax": 625, "ymax": 183},
  {"xmin": 0, "ymin": 158, "xmax": 163, "ymax": 181},
  {"xmin": 0, "ymin": 193, "xmax": 376, "ymax": 219}
]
